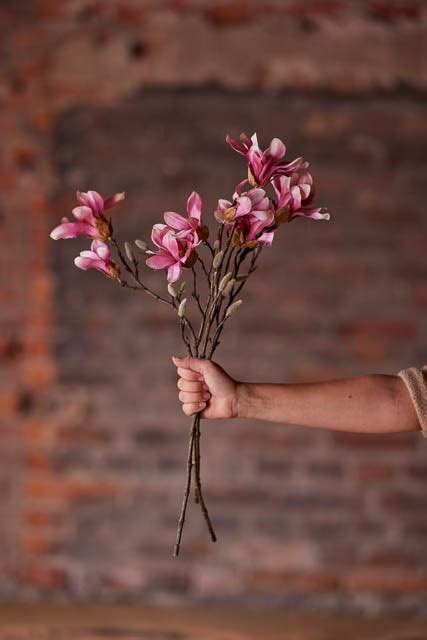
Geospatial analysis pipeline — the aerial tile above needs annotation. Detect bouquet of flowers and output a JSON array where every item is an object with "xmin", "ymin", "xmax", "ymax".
[{"xmin": 50, "ymin": 132, "xmax": 330, "ymax": 556}]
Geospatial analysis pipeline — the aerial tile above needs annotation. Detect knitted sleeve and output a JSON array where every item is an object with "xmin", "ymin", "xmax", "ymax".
[{"xmin": 397, "ymin": 365, "xmax": 427, "ymax": 437}]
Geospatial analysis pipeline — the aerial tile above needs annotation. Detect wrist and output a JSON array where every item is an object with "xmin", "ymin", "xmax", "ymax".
[{"xmin": 235, "ymin": 382, "xmax": 252, "ymax": 419}]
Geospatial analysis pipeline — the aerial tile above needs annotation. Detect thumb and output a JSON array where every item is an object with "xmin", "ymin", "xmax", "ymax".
[{"xmin": 171, "ymin": 355, "xmax": 206, "ymax": 374}]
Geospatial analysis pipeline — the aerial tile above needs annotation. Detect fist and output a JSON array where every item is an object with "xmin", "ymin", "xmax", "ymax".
[{"xmin": 172, "ymin": 356, "xmax": 238, "ymax": 419}]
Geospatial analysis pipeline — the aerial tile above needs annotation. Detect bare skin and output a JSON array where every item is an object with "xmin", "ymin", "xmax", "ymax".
[{"xmin": 171, "ymin": 356, "xmax": 421, "ymax": 434}]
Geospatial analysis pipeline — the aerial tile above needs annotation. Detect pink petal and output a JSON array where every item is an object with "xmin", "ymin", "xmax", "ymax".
[
  {"xmin": 74, "ymin": 256, "xmax": 94, "ymax": 270},
  {"xmin": 163, "ymin": 211, "xmax": 189, "ymax": 231},
  {"xmin": 103, "ymin": 192, "xmax": 125, "ymax": 209},
  {"xmin": 94, "ymin": 244, "xmax": 111, "ymax": 261},
  {"xmin": 290, "ymin": 185, "xmax": 302, "ymax": 211},
  {"xmin": 151, "ymin": 223, "xmax": 168, "ymax": 248},
  {"xmin": 146, "ymin": 253, "xmax": 176, "ymax": 269},
  {"xmin": 163, "ymin": 231, "xmax": 181, "ymax": 261},
  {"xmin": 186, "ymin": 191, "xmax": 202, "ymax": 221},
  {"xmin": 167, "ymin": 261, "xmax": 182, "ymax": 283},
  {"xmin": 248, "ymin": 147, "xmax": 263, "ymax": 179},
  {"xmin": 91, "ymin": 239, "xmax": 108, "ymax": 252},
  {"xmin": 217, "ymin": 199, "xmax": 232, "ymax": 211},
  {"xmin": 226, "ymin": 134, "xmax": 249, "ymax": 156},
  {"xmin": 74, "ymin": 256, "xmax": 110, "ymax": 275},
  {"xmin": 258, "ymin": 231, "xmax": 275, "ymax": 246},
  {"xmin": 268, "ymin": 137, "xmax": 286, "ymax": 160},
  {"xmin": 233, "ymin": 180, "xmax": 247, "ymax": 197},
  {"xmin": 78, "ymin": 190, "xmax": 104, "ymax": 216},
  {"xmin": 50, "ymin": 220, "xmax": 98, "ymax": 240},
  {"xmin": 299, "ymin": 184, "xmax": 311, "ymax": 199},
  {"xmin": 235, "ymin": 196, "xmax": 252, "ymax": 217},
  {"xmin": 250, "ymin": 133, "xmax": 259, "ymax": 147},
  {"xmin": 274, "ymin": 157, "xmax": 304, "ymax": 176},
  {"xmin": 72, "ymin": 206, "xmax": 94, "ymax": 222},
  {"xmin": 291, "ymin": 208, "xmax": 330, "ymax": 221},
  {"xmin": 247, "ymin": 188, "xmax": 266, "ymax": 206}
]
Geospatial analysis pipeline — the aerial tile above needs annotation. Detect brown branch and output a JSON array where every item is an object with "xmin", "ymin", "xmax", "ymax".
[
  {"xmin": 110, "ymin": 237, "xmax": 174, "ymax": 308},
  {"xmin": 173, "ymin": 414, "xmax": 197, "ymax": 557}
]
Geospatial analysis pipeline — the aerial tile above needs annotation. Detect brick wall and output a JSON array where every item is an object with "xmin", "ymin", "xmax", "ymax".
[{"xmin": 1, "ymin": 0, "xmax": 427, "ymax": 613}]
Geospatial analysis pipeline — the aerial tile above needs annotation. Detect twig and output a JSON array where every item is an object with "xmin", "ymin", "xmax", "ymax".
[
  {"xmin": 192, "ymin": 413, "xmax": 217, "ymax": 541},
  {"xmin": 191, "ymin": 266, "xmax": 204, "ymax": 317},
  {"xmin": 173, "ymin": 414, "xmax": 198, "ymax": 557},
  {"xmin": 110, "ymin": 237, "xmax": 174, "ymax": 308}
]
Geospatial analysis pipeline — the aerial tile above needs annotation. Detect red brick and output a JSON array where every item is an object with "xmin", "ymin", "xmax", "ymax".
[
  {"xmin": 22, "ymin": 536, "xmax": 52, "ymax": 556},
  {"xmin": 23, "ymin": 564, "xmax": 69, "ymax": 588},
  {"xmin": 208, "ymin": 1, "xmax": 253, "ymax": 25},
  {"xmin": 247, "ymin": 570, "xmax": 340, "ymax": 592},
  {"xmin": 369, "ymin": 1, "xmax": 422, "ymax": 22},
  {"xmin": 354, "ymin": 463, "xmax": 394, "ymax": 484},
  {"xmin": 344, "ymin": 569, "xmax": 427, "ymax": 594}
]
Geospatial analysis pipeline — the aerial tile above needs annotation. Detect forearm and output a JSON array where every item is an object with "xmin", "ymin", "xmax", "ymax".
[{"xmin": 236, "ymin": 374, "xmax": 420, "ymax": 434}]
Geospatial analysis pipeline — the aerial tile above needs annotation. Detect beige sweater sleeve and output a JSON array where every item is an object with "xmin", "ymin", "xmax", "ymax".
[{"xmin": 397, "ymin": 365, "xmax": 427, "ymax": 437}]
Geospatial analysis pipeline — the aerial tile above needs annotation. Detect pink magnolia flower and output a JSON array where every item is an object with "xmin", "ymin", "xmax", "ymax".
[
  {"xmin": 226, "ymin": 132, "xmax": 304, "ymax": 187},
  {"xmin": 231, "ymin": 215, "xmax": 276, "ymax": 248},
  {"xmin": 146, "ymin": 224, "xmax": 196, "ymax": 283},
  {"xmin": 272, "ymin": 173, "xmax": 330, "ymax": 222},
  {"xmin": 74, "ymin": 240, "xmax": 120, "ymax": 280},
  {"xmin": 215, "ymin": 187, "xmax": 276, "ymax": 248},
  {"xmin": 215, "ymin": 187, "xmax": 270, "ymax": 223},
  {"xmin": 50, "ymin": 190, "xmax": 125, "ymax": 241},
  {"xmin": 163, "ymin": 191, "xmax": 209, "ymax": 246}
]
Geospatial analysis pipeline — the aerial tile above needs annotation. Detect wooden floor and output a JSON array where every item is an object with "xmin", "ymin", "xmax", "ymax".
[{"xmin": 0, "ymin": 604, "xmax": 426, "ymax": 640}]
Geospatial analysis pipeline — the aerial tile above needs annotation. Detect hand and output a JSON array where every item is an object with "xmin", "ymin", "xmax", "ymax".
[{"xmin": 172, "ymin": 356, "xmax": 238, "ymax": 419}]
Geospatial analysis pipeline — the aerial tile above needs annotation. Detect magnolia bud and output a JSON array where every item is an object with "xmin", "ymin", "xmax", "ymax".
[
  {"xmin": 124, "ymin": 242, "xmax": 135, "ymax": 263},
  {"xmin": 226, "ymin": 299, "xmax": 242, "ymax": 318},
  {"xmin": 135, "ymin": 239, "xmax": 148, "ymax": 252},
  {"xmin": 213, "ymin": 250, "xmax": 224, "ymax": 269},
  {"xmin": 178, "ymin": 298, "xmax": 187, "ymax": 318},
  {"xmin": 167, "ymin": 283, "xmax": 177, "ymax": 298},
  {"xmin": 213, "ymin": 240, "xmax": 221, "ymax": 250},
  {"xmin": 218, "ymin": 272, "xmax": 232, "ymax": 293},
  {"xmin": 221, "ymin": 278, "xmax": 235, "ymax": 297}
]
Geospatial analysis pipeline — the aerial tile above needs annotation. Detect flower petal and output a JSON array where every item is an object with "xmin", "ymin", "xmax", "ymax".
[
  {"xmin": 257, "ymin": 231, "xmax": 275, "ymax": 246},
  {"xmin": 186, "ymin": 191, "xmax": 202, "ymax": 221},
  {"xmin": 226, "ymin": 134, "xmax": 249, "ymax": 156},
  {"xmin": 268, "ymin": 137, "xmax": 286, "ymax": 160},
  {"xmin": 151, "ymin": 223, "xmax": 168, "ymax": 248},
  {"xmin": 291, "ymin": 207, "xmax": 331, "ymax": 221},
  {"xmin": 146, "ymin": 253, "xmax": 176, "ymax": 269},
  {"xmin": 167, "ymin": 261, "xmax": 182, "ymax": 283},
  {"xmin": 163, "ymin": 231, "xmax": 181, "ymax": 261},
  {"xmin": 235, "ymin": 196, "xmax": 252, "ymax": 217},
  {"xmin": 50, "ymin": 220, "xmax": 98, "ymax": 240},
  {"xmin": 72, "ymin": 206, "xmax": 94, "ymax": 222},
  {"xmin": 163, "ymin": 211, "xmax": 189, "ymax": 231},
  {"xmin": 103, "ymin": 192, "xmax": 125, "ymax": 209}
]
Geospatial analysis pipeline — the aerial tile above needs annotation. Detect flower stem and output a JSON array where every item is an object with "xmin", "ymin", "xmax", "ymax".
[{"xmin": 173, "ymin": 415, "xmax": 197, "ymax": 557}]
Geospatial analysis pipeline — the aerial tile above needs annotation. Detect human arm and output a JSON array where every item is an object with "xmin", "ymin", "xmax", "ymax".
[{"xmin": 172, "ymin": 356, "xmax": 421, "ymax": 434}]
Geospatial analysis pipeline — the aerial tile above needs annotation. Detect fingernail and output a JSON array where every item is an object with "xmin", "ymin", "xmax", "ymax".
[
  {"xmin": 199, "ymin": 402, "xmax": 206, "ymax": 409},
  {"xmin": 203, "ymin": 393, "xmax": 210, "ymax": 400}
]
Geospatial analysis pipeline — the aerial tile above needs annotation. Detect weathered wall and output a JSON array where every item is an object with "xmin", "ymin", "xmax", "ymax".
[{"xmin": 1, "ymin": 0, "xmax": 427, "ymax": 614}]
